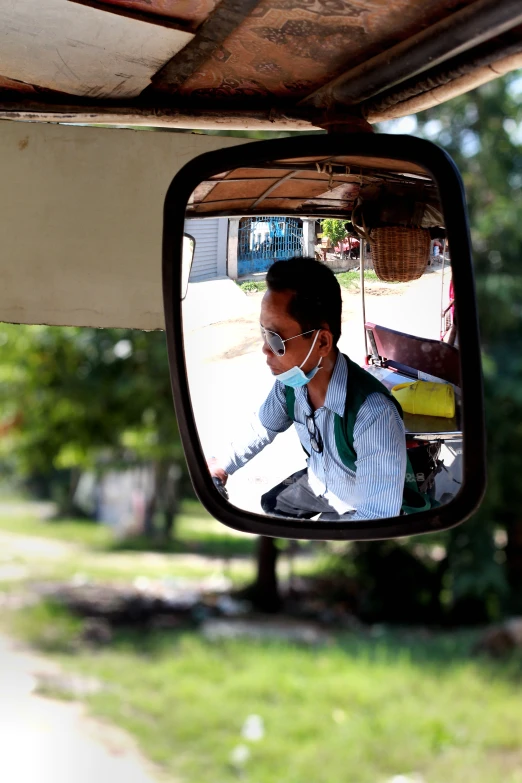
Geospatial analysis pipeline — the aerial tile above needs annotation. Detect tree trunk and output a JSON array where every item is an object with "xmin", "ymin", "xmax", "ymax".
[
  {"xmin": 56, "ymin": 467, "xmax": 82, "ymax": 518},
  {"xmin": 159, "ymin": 462, "xmax": 181, "ymax": 542},
  {"xmin": 143, "ymin": 492, "xmax": 157, "ymax": 538},
  {"xmin": 162, "ymin": 509, "xmax": 176, "ymax": 541},
  {"xmin": 237, "ymin": 537, "xmax": 281, "ymax": 612}
]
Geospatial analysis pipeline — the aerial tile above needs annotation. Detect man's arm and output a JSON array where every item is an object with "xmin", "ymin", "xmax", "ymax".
[
  {"xmin": 351, "ymin": 392, "xmax": 406, "ymax": 520},
  {"xmin": 209, "ymin": 381, "xmax": 292, "ymax": 482}
]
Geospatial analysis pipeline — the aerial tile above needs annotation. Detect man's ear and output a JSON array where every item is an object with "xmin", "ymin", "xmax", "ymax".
[{"xmin": 318, "ymin": 327, "xmax": 333, "ymax": 355}]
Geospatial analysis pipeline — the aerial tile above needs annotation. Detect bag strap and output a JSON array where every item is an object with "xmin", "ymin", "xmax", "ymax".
[
  {"xmin": 284, "ymin": 360, "xmax": 432, "ymax": 515},
  {"xmin": 285, "ymin": 384, "xmax": 296, "ymax": 421}
]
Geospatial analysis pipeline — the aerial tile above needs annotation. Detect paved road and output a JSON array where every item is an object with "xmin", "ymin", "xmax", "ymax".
[{"xmin": 0, "ymin": 633, "xmax": 162, "ymax": 783}]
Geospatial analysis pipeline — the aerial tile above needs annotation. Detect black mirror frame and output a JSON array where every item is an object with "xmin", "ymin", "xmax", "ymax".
[{"xmin": 163, "ymin": 133, "xmax": 486, "ymax": 541}]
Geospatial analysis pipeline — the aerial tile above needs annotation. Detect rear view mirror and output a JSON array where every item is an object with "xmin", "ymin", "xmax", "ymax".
[{"xmin": 163, "ymin": 134, "xmax": 486, "ymax": 541}]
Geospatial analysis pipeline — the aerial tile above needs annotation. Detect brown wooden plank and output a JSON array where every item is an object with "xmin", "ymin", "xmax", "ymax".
[
  {"xmin": 70, "ymin": 0, "xmax": 219, "ymax": 32},
  {"xmin": 0, "ymin": 103, "xmax": 315, "ymax": 129},
  {"xmin": 149, "ymin": 0, "xmax": 262, "ymax": 93},
  {"xmin": 68, "ymin": 0, "xmax": 220, "ymax": 33},
  {"xmin": 174, "ymin": 0, "xmax": 476, "ymax": 102}
]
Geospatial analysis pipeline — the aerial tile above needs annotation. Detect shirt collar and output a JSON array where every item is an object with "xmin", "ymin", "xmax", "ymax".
[{"xmin": 324, "ymin": 351, "xmax": 347, "ymax": 416}]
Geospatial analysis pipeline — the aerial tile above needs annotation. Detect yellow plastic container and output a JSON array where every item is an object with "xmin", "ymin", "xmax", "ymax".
[{"xmin": 391, "ymin": 380, "xmax": 455, "ymax": 418}]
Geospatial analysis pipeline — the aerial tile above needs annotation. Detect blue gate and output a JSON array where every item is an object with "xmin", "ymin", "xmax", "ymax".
[{"xmin": 237, "ymin": 217, "xmax": 303, "ymax": 276}]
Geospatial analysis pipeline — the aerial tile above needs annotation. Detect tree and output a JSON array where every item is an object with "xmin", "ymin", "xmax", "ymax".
[
  {"xmin": 320, "ymin": 219, "xmax": 348, "ymax": 254},
  {"xmin": 0, "ymin": 324, "xmax": 187, "ymax": 535},
  {"xmin": 412, "ymin": 71, "xmax": 522, "ymax": 614}
]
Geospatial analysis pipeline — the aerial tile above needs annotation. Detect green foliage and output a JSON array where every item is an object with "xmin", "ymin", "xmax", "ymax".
[
  {"xmin": 320, "ymin": 218, "xmax": 349, "ymax": 248},
  {"xmin": 0, "ymin": 324, "xmax": 186, "ymax": 516},
  {"xmin": 238, "ymin": 280, "xmax": 267, "ymax": 293},
  {"xmin": 407, "ymin": 72, "xmax": 522, "ymax": 616},
  {"xmin": 323, "ymin": 72, "xmax": 522, "ymax": 621}
]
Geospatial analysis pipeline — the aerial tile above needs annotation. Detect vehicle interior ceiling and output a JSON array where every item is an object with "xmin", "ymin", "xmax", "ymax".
[
  {"xmin": 0, "ymin": 1, "xmax": 521, "ymax": 133},
  {"xmin": 185, "ymin": 156, "xmax": 439, "ymax": 219}
]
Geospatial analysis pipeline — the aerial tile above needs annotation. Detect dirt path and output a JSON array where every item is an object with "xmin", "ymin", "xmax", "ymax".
[
  {"xmin": 0, "ymin": 633, "xmax": 165, "ymax": 783},
  {"xmin": 183, "ymin": 268, "xmax": 444, "ymax": 366}
]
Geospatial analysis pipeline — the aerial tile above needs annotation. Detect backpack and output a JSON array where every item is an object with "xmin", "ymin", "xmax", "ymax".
[{"xmin": 284, "ymin": 355, "xmax": 432, "ymax": 515}]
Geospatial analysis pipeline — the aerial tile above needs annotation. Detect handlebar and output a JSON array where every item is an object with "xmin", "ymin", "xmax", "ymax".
[{"xmin": 212, "ymin": 476, "xmax": 229, "ymax": 501}]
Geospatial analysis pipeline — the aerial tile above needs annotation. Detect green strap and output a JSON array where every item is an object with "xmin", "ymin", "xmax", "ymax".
[
  {"xmin": 285, "ymin": 385, "xmax": 296, "ymax": 421},
  {"xmin": 341, "ymin": 359, "xmax": 431, "ymax": 513},
  {"xmin": 284, "ymin": 357, "xmax": 432, "ymax": 515}
]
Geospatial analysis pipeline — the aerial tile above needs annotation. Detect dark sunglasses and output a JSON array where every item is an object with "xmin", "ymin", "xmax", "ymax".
[
  {"xmin": 260, "ymin": 326, "xmax": 316, "ymax": 356},
  {"xmin": 306, "ymin": 413, "xmax": 323, "ymax": 454}
]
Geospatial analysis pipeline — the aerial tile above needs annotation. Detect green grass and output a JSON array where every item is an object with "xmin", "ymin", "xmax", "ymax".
[
  {"xmin": 17, "ymin": 553, "xmax": 256, "ymax": 586},
  {"xmin": 237, "ymin": 280, "xmax": 267, "ymax": 293},
  {"xmin": 0, "ymin": 499, "xmax": 321, "ymax": 592},
  {"xmin": 5, "ymin": 599, "xmax": 522, "ymax": 783},
  {"xmin": 335, "ymin": 269, "xmax": 395, "ymax": 289},
  {"xmin": 0, "ymin": 513, "xmax": 115, "ymax": 548},
  {"xmin": 236, "ymin": 270, "xmax": 400, "ymax": 294},
  {"xmin": 0, "ymin": 499, "xmax": 257, "ymax": 558}
]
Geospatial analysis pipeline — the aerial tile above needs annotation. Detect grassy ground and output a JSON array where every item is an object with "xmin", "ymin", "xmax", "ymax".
[
  {"xmin": 335, "ymin": 269, "xmax": 402, "ymax": 290},
  {"xmin": 238, "ymin": 280, "xmax": 267, "ymax": 293},
  {"xmin": 238, "ymin": 270, "xmax": 393, "ymax": 296},
  {"xmin": 0, "ymin": 499, "xmax": 258, "ymax": 557},
  {"xmin": 0, "ymin": 499, "xmax": 320, "ymax": 586},
  {"xmin": 2, "ymin": 502, "xmax": 522, "ymax": 783},
  {"xmin": 5, "ymin": 600, "xmax": 522, "ymax": 783}
]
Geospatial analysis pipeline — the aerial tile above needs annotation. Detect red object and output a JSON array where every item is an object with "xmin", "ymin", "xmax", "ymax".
[{"xmin": 334, "ymin": 237, "xmax": 360, "ymax": 253}]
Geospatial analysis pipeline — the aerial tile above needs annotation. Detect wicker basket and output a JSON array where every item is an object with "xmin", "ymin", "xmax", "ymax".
[{"xmin": 369, "ymin": 226, "xmax": 431, "ymax": 283}]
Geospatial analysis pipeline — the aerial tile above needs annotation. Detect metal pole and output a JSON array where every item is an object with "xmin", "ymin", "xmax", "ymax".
[
  {"xmin": 360, "ymin": 240, "xmax": 368, "ymax": 359},
  {"xmin": 440, "ymin": 239, "xmax": 447, "ymax": 338}
]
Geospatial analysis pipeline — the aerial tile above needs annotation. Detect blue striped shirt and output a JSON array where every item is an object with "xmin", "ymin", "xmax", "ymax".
[{"xmin": 222, "ymin": 352, "xmax": 406, "ymax": 520}]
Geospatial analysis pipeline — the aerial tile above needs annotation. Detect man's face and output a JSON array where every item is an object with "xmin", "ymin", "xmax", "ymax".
[{"xmin": 260, "ymin": 289, "xmax": 319, "ymax": 375}]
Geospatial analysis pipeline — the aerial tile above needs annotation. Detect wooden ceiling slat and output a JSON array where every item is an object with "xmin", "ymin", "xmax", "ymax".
[
  {"xmin": 73, "ymin": 0, "xmax": 219, "ymax": 28},
  {"xmin": 68, "ymin": 0, "xmax": 220, "ymax": 32},
  {"xmin": 149, "ymin": 0, "xmax": 261, "ymax": 93},
  {"xmin": 0, "ymin": 0, "xmax": 520, "ymax": 128},
  {"xmin": 0, "ymin": 0, "xmax": 193, "ymax": 99},
  {"xmin": 300, "ymin": 0, "xmax": 522, "ymax": 109},
  {"xmin": 200, "ymin": 180, "xmax": 276, "ymax": 201},
  {"xmin": 174, "ymin": 0, "xmax": 477, "ymax": 101},
  {"xmin": 252, "ymin": 170, "xmax": 295, "ymax": 207}
]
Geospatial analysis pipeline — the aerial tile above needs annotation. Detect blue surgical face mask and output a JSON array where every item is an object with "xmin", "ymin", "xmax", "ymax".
[{"xmin": 275, "ymin": 330, "xmax": 322, "ymax": 388}]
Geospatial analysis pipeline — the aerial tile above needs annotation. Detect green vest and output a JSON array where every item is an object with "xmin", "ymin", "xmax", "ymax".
[{"xmin": 284, "ymin": 355, "xmax": 431, "ymax": 515}]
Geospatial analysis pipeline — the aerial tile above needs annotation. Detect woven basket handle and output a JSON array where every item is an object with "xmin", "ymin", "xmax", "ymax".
[{"xmin": 351, "ymin": 198, "xmax": 372, "ymax": 243}]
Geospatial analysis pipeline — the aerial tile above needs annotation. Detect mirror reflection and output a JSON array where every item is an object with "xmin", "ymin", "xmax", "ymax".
[
  {"xmin": 181, "ymin": 155, "xmax": 462, "ymax": 522},
  {"xmin": 181, "ymin": 233, "xmax": 195, "ymax": 300}
]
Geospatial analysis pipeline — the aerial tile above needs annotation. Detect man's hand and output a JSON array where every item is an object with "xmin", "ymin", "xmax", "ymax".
[{"xmin": 207, "ymin": 457, "xmax": 228, "ymax": 485}]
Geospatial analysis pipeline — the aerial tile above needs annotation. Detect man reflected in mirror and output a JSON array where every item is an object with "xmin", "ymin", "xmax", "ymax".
[{"xmin": 208, "ymin": 257, "xmax": 407, "ymax": 521}]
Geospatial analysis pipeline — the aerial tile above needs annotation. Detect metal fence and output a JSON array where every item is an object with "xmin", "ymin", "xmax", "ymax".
[{"xmin": 237, "ymin": 217, "xmax": 303, "ymax": 276}]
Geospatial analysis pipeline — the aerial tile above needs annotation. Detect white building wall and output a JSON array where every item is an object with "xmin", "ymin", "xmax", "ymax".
[{"xmin": 185, "ymin": 217, "xmax": 228, "ymax": 282}]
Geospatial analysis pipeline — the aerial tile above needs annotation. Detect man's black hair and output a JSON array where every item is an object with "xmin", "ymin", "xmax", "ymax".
[{"xmin": 266, "ymin": 257, "xmax": 342, "ymax": 344}]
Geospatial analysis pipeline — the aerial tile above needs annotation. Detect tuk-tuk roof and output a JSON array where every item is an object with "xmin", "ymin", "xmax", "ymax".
[
  {"xmin": 1, "ymin": 0, "xmax": 521, "ymax": 130},
  {"xmin": 186, "ymin": 155, "xmax": 438, "ymax": 218}
]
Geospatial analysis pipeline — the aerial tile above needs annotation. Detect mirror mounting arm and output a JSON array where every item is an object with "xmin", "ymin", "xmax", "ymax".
[{"xmin": 315, "ymin": 112, "xmax": 374, "ymax": 135}]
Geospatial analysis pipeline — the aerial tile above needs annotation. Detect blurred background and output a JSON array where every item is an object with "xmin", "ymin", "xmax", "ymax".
[{"xmin": 0, "ymin": 71, "xmax": 521, "ymax": 783}]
